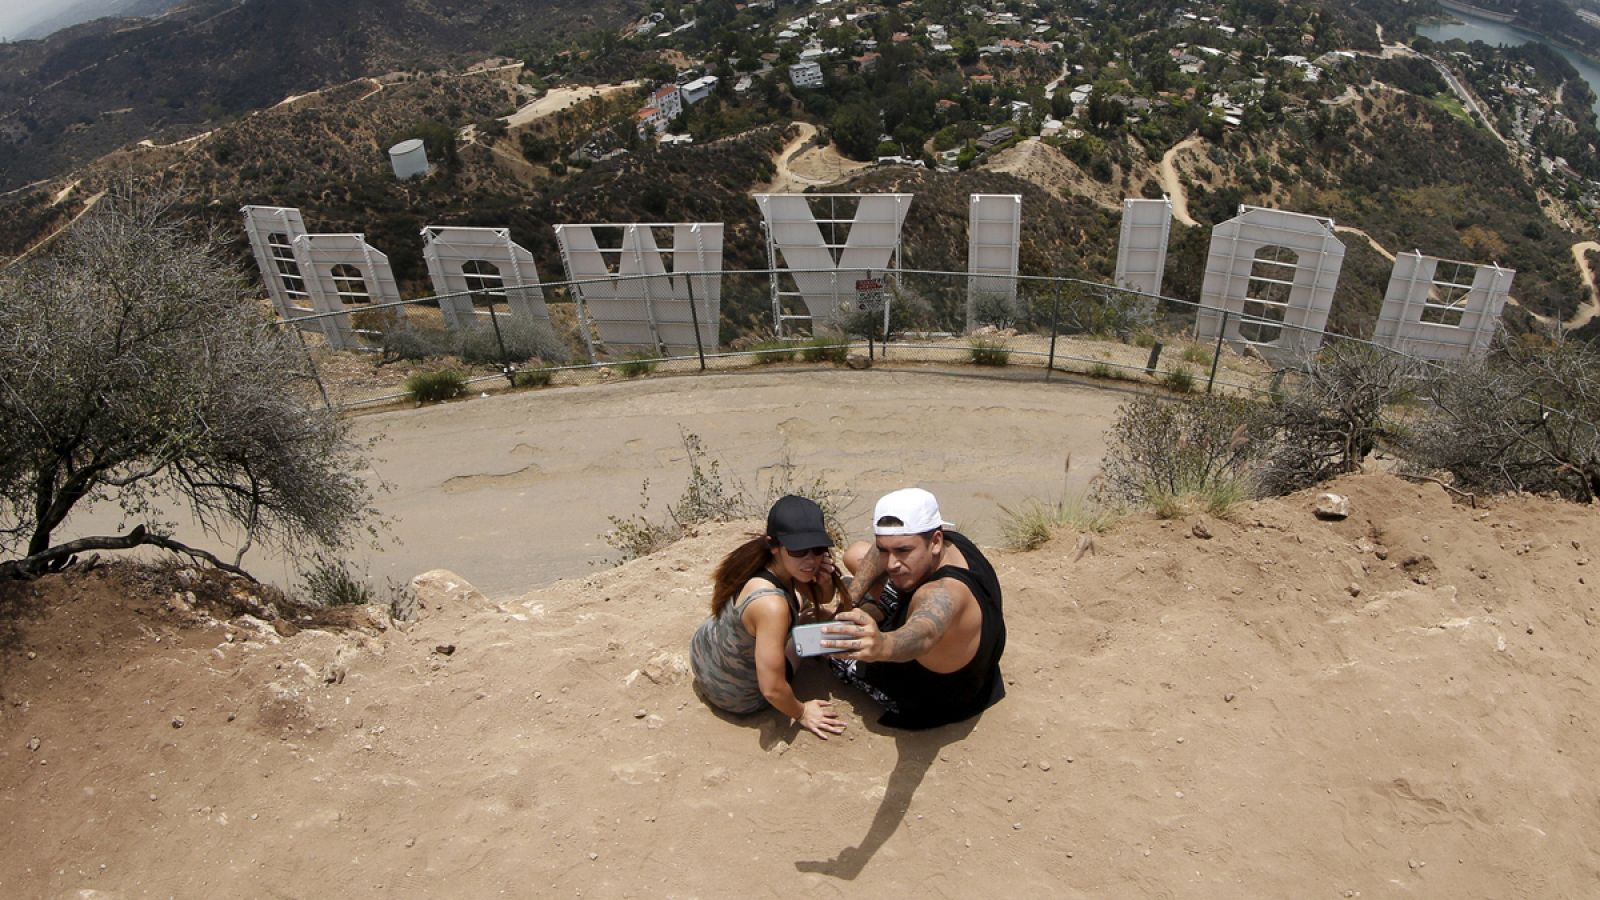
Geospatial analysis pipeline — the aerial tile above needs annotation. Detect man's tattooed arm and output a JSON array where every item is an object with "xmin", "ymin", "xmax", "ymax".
[{"xmin": 878, "ymin": 584, "xmax": 958, "ymax": 662}]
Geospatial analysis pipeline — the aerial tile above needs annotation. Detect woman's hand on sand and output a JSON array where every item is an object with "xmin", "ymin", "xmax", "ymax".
[
  {"xmin": 823, "ymin": 609, "xmax": 884, "ymax": 661},
  {"xmin": 798, "ymin": 699, "xmax": 846, "ymax": 739}
]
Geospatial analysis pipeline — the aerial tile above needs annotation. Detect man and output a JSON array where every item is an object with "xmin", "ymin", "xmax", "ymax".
[{"xmin": 823, "ymin": 488, "xmax": 1006, "ymax": 729}]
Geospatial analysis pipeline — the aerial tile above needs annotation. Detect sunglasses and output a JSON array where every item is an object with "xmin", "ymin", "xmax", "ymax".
[{"xmin": 784, "ymin": 546, "xmax": 831, "ymax": 558}]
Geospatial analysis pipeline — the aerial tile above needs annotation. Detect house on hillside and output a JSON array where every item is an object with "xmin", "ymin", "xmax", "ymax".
[
  {"xmin": 636, "ymin": 106, "xmax": 670, "ymax": 137},
  {"xmin": 790, "ymin": 60, "xmax": 825, "ymax": 88},
  {"xmin": 976, "ymin": 125, "xmax": 1015, "ymax": 149},
  {"xmin": 681, "ymin": 76, "xmax": 719, "ymax": 105},
  {"xmin": 647, "ymin": 84, "xmax": 683, "ymax": 121}
]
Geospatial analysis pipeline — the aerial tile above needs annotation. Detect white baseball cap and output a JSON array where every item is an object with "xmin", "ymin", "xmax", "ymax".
[{"xmin": 873, "ymin": 488, "xmax": 955, "ymax": 536}]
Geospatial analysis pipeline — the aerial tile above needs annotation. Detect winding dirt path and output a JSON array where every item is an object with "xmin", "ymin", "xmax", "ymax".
[
  {"xmin": 1157, "ymin": 134, "xmax": 1204, "ymax": 226},
  {"xmin": 759, "ymin": 121, "xmax": 820, "ymax": 192},
  {"xmin": 1334, "ymin": 225, "xmax": 1397, "ymax": 262},
  {"xmin": 1565, "ymin": 240, "xmax": 1600, "ymax": 329},
  {"xmin": 757, "ymin": 121, "xmax": 868, "ymax": 192},
  {"xmin": 2, "ymin": 189, "xmax": 105, "ymax": 269}
]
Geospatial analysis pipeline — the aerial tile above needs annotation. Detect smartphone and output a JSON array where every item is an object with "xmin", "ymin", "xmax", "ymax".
[{"xmin": 791, "ymin": 622, "xmax": 845, "ymax": 657}]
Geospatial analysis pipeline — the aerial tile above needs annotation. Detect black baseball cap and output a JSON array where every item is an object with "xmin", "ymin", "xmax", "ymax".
[{"xmin": 766, "ymin": 495, "xmax": 831, "ymax": 552}]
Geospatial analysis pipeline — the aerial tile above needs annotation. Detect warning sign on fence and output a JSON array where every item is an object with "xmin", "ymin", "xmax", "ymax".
[{"xmin": 854, "ymin": 277, "xmax": 885, "ymax": 312}]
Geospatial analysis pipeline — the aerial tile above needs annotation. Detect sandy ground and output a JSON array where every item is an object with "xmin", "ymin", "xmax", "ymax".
[
  {"xmin": 59, "ymin": 356, "xmax": 1265, "ymax": 599},
  {"xmin": 349, "ymin": 367, "xmax": 1130, "ymax": 597},
  {"xmin": 503, "ymin": 82, "xmax": 642, "ymax": 130},
  {"xmin": 4, "ymin": 470, "xmax": 1600, "ymax": 896}
]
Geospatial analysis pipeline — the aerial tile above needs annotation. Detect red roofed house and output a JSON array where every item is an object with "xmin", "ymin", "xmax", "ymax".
[
  {"xmin": 648, "ymin": 84, "xmax": 683, "ymax": 121},
  {"xmin": 636, "ymin": 84, "xmax": 683, "ymax": 137}
]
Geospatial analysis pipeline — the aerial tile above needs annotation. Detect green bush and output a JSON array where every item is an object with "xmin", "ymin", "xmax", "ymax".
[
  {"xmin": 381, "ymin": 320, "xmax": 454, "ymax": 362},
  {"xmin": 972, "ymin": 292, "xmax": 1023, "ymax": 330},
  {"xmin": 801, "ymin": 335, "xmax": 850, "ymax": 363},
  {"xmin": 513, "ymin": 368, "xmax": 554, "ymax": 388},
  {"xmin": 616, "ymin": 352, "xmax": 659, "ymax": 378},
  {"xmin": 1060, "ymin": 284, "xmax": 1155, "ymax": 339},
  {"xmin": 458, "ymin": 317, "xmax": 569, "ymax": 365},
  {"xmin": 751, "ymin": 339, "xmax": 798, "ymax": 363},
  {"xmin": 1162, "ymin": 365, "xmax": 1196, "ymax": 393},
  {"xmin": 406, "ymin": 369, "xmax": 468, "ymax": 403},
  {"xmin": 998, "ymin": 495, "xmax": 1117, "ymax": 550},
  {"xmin": 840, "ymin": 287, "xmax": 936, "ymax": 338},
  {"xmin": 1181, "ymin": 344, "xmax": 1212, "ymax": 365},
  {"xmin": 299, "ymin": 553, "xmax": 373, "ymax": 607},
  {"xmin": 970, "ymin": 337, "xmax": 1011, "ymax": 366},
  {"xmin": 298, "ymin": 553, "xmax": 419, "ymax": 619},
  {"xmin": 1088, "ymin": 361, "xmax": 1128, "ymax": 380}
]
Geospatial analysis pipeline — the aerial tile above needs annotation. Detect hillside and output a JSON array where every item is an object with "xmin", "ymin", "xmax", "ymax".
[
  {"xmin": 0, "ymin": 0, "xmax": 1595, "ymax": 338},
  {"xmin": 3, "ymin": 472, "xmax": 1598, "ymax": 894},
  {"xmin": 0, "ymin": 0, "xmax": 638, "ymax": 191}
]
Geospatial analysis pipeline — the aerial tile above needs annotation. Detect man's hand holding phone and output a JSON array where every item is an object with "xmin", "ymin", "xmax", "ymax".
[{"xmin": 821, "ymin": 609, "xmax": 885, "ymax": 661}]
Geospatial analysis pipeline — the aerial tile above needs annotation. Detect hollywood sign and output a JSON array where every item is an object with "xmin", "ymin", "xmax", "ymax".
[{"xmin": 244, "ymin": 195, "xmax": 1513, "ymax": 362}]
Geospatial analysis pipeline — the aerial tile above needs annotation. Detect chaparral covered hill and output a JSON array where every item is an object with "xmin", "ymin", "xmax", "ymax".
[
  {"xmin": 3, "ymin": 471, "xmax": 1598, "ymax": 895},
  {"xmin": 1, "ymin": 62, "xmax": 1589, "ymax": 342},
  {"xmin": 0, "ymin": 0, "xmax": 639, "ymax": 191}
]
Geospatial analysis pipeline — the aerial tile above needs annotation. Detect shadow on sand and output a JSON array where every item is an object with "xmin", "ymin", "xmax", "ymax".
[
  {"xmin": 693, "ymin": 656, "xmax": 985, "ymax": 879},
  {"xmin": 792, "ymin": 703, "xmax": 980, "ymax": 879}
]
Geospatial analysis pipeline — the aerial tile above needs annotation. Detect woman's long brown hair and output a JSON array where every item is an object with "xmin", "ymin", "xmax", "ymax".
[
  {"xmin": 710, "ymin": 536, "xmax": 848, "ymax": 618},
  {"xmin": 710, "ymin": 535, "xmax": 774, "ymax": 617}
]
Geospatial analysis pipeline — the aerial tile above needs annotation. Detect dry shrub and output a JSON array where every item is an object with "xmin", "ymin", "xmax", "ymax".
[
  {"xmin": 1257, "ymin": 341, "xmax": 1417, "ymax": 496},
  {"xmin": 1404, "ymin": 338, "xmax": 1600, "ymax": 502},
  {"xmin": 605, "ymin": 432, "xmax": 849, "ymax": 562},
  {"xmin": 1096, "ymin": 393, "xmax": 1266, "ymax": 518}
]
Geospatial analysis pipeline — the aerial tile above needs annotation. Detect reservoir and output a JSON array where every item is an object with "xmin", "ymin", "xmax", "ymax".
[{"xmin": 1416, "ymin": 13, "xmax": 1600, "ymax": 120}]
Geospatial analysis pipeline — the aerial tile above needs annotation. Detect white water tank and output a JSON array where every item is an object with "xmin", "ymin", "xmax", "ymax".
[{"xmin": 388, "ymin": 139, "xmax": 430, "ymax": 180}]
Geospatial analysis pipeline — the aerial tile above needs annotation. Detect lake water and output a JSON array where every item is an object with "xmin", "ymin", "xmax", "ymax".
[{"xmin": 1416, "ymin": 13, "xmax": 1600, "ymax": 120}]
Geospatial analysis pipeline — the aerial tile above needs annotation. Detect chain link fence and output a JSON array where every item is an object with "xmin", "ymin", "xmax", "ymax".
[{"xmin": 271, "ymin": 266, "xmax": 1495, "ymax": 412}]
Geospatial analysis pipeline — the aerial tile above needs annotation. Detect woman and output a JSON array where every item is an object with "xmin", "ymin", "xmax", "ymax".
[{"xmin": 690, "ymin": 495, "xmax": 847, "ymax": 739}]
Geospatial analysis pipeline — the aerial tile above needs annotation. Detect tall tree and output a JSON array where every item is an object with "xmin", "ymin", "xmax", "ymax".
[{"xmin": 0, "ymin": 191, "xmax": 375, "ymax": 579}]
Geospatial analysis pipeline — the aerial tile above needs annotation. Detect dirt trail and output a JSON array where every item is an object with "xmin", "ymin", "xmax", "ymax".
[
  {"xmin": 1334, "ymin": 224, "xmax": 1397, "ymax": 262},
  {"xmin": 758, "ymin": 121, "xmax": 869, "ymax": 191},
  {"xmin": 1157, "ymin": 134, "xmax": 1204, "ymax": 226},
  {"xmin": 1565, "ymin": 240, "xmax": 1600, "ymax": 330},
  {"xmin": 2, "ymin": 190, "xmax": 105, "ymax": 269},
  {"xmin": 756, "ymin": 121, "xmax": 821, "ymax": 192}
]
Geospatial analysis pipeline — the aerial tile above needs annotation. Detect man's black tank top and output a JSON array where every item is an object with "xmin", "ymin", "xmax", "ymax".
[{"xmin": 864, "ymin": 530, "xmax": 1006, "ymax": 729}]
